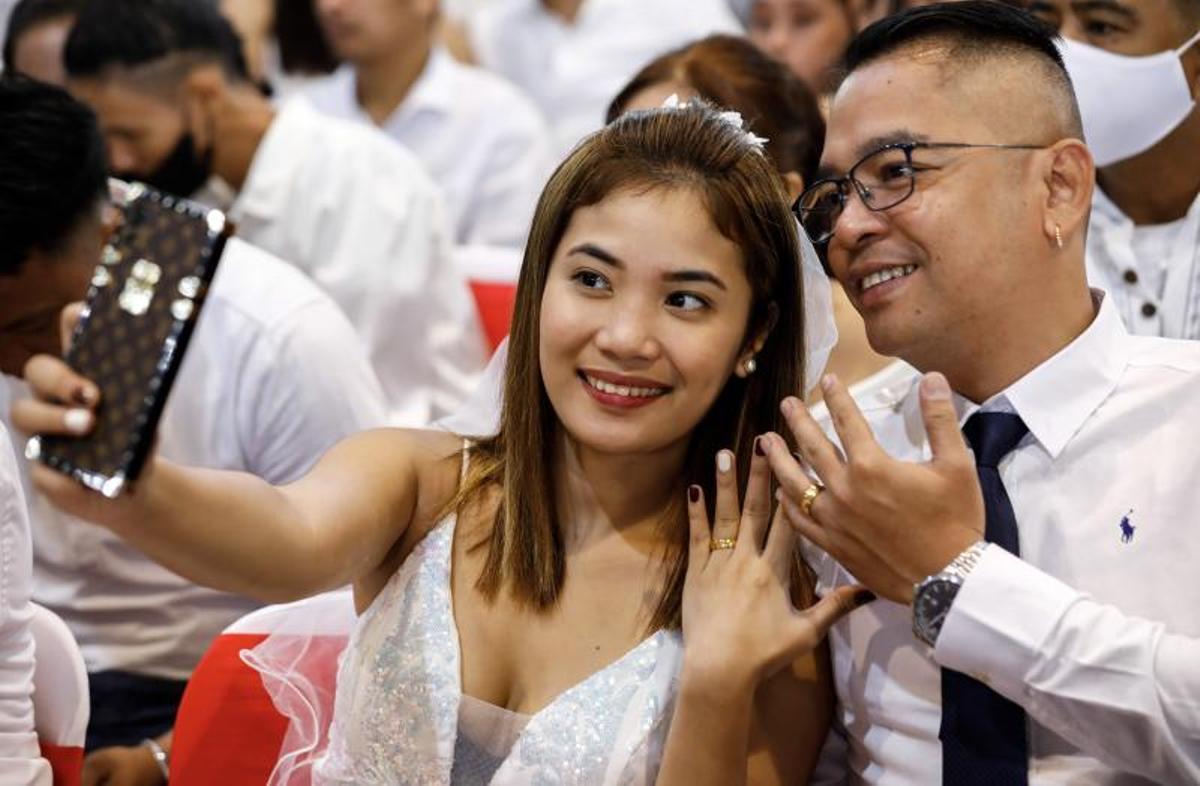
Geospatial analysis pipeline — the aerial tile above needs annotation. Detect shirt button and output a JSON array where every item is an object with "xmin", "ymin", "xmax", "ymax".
[
  {"xmin": 1123, "ymin": 269, "xmax": 1138, "ymax": 284},
  {"xmin": 1141, "ymin": 302, "xmax": 1158, "ymax": 318}
]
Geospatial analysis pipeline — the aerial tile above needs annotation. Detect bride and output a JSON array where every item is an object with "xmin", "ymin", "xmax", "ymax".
[{"xmin": 16, "ymin": 102, "xmax": 866, "ymax": 785}]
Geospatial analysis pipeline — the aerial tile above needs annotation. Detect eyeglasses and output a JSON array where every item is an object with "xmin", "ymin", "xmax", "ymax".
[{"xmin": 793, "ymin": 142, "xmax": 1043, "ymax": 245}]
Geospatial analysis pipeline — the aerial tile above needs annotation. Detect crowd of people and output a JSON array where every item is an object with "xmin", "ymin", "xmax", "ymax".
[{"xmin": 0, "ymin": 0, "xmax": 1197, "ymax": 784}]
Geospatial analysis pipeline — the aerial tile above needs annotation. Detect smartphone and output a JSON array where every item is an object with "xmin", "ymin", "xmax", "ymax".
[{"xmin": 26, "ymin": 181, "xmax": 233, "ymax": 498}]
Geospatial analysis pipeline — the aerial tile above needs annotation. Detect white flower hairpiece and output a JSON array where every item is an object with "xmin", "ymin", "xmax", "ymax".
[{"xmin": 660, "ymin": 94, "xmax": 769, "ymax": 154}]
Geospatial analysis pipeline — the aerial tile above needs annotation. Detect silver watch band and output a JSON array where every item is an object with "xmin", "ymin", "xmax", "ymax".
[{"xmin": 942, "ymin": 540, "xmax": 989, "ymax": 580}]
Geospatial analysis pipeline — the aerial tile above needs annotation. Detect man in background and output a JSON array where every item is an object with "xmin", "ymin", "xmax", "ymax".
[
  {"xmin": 60, "ymin": 0, "xmax": 485, "ymax": 425},
  {"xmin": 0, "ymin": 75, "xmax": 386, "ymax": 785},
  {"xmin": 308, "ymin": 0, "xmax": 552, "ymax": 275},
  {"xmin": 1030, "ymin": 0, "xmax": 1200, "ymax": 340}
]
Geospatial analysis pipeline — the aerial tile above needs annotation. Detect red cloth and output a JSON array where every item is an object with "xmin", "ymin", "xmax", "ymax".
[
  {"xmin": 171, "ymin": 633, "xmax": 286, "ymax": 786},
  {"xmin": 469, "ymin": 281, "xmax": 517, "ymax": 350},
  {"xmin": 172, "ymin": 632, "xmax": 349, "ymax": 786},
  {"xmin": 39, "ymin": 742, "xmax": 82, "ymax": 786}
]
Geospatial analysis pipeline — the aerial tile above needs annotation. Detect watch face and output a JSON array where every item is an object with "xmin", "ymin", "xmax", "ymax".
[{"xmin": 913, "ymin": 576, "xmax": 962, "ymax": 644}]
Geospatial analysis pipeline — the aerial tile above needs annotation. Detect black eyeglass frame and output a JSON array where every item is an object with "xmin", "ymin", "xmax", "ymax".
[{"xmin": 793, "ymin": 141, "xmax": 1044, "ymax": 245}]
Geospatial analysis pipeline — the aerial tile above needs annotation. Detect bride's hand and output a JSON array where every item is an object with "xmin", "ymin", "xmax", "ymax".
[
  {"xmin": 10, "ymin": 304, "xmax": 149, "ymax": 529},
  {"xmin": 680, "ymin": 439, "xmax": 872, "ymax": 691}
]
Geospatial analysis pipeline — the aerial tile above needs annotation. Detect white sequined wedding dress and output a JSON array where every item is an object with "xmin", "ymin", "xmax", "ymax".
[{"xmin": 266, "ymin": 510, "xmax": 684, "ymax": 785}]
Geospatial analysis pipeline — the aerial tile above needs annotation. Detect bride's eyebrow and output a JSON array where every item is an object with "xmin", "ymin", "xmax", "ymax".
[
  {"xmin": 568, "ymin": 243, "xmax": 726, "ymax": 290},
  {"xmin": 663, "ymin": 269, "xmax": 726, "ymax": 291},
  {"xmin": 568, "ymin": 243, "xmax": 621, "ymax": 266}
]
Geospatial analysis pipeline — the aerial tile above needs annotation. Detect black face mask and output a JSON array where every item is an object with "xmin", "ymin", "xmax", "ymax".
[{"xmin": 119, "ymin": 133, "xmax": 212, "ymax": 198}]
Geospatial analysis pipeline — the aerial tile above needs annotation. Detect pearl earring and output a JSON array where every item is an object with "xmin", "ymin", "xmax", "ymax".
[{"xmin": 744, "ymin": 357, "xmax": 757, "ymax": 375}]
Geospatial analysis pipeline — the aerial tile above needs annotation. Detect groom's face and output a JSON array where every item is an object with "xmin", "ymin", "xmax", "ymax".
[{"xmin": 819, "ymin": 46, "xmax": 1048, "ymax": 366}]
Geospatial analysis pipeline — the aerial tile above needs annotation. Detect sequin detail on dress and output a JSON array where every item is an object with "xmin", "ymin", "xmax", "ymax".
[{"xmin": 313, "ymin": 513, "xmax": 683, "ymax": 785}]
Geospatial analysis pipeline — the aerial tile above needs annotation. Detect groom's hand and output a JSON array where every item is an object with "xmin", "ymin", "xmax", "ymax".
[{"xmin": 761, "ymin": 372, "xmax": 985, "ymax": 604}]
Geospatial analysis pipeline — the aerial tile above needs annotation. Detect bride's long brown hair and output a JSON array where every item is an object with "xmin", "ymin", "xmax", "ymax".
[{"xmin": 453, "ymin": 104, "xmax": 806, "ymax": 631}]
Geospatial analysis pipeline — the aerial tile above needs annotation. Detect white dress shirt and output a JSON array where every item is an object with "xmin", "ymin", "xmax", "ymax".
[
  {"xmin": 466, "ymin": 0, "xmax": 740, "ymax": 155},
  {"xmin": 0, "ymin": 427, "xmax": 50, "ymax": 786},
  {"xmin": 230, "ymin": 97, "xmax": 487, "ymax": 425},
  {"xmin": 305, "ymin": 48, "xmax": 552, "ymax": 258},
  {"xmin": 2, "ymin": 239, "xmax": 387, "ymax": 680},
  {"xmin": 1086, "ymin": 187, "xmax": 1200, "ymax": 340},
  {"xmin": 809, "ymin": 293, "xmax": 1200, "ymax": 785}
]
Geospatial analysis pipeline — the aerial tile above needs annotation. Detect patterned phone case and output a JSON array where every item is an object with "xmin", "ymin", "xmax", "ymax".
[{"xmin": 27, "ymin": 183, "xmax": 232, "ymax": 498}]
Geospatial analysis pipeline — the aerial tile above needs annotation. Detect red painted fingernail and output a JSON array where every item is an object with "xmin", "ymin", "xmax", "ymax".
[
  {"xmin": 754, "ymin": 436, "xmax": 765, "ymax": 456},
  {"xmin": 688, "ymin": 485, "xmax": 700, "ymax": 503}
]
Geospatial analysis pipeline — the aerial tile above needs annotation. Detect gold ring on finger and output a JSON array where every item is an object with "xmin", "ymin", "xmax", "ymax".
[
  {"xmin": 709, "ymin": 537, "xmax": 737, "ymax": 551},
  {"xmin": 800, "ymin": 483, "xmax": 825, "ymax": 517}
]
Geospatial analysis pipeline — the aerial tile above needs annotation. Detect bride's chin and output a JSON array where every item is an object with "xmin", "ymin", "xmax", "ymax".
[{"xmin": 557, "ymin": 422, "xmax": 689, "ymax": 461}]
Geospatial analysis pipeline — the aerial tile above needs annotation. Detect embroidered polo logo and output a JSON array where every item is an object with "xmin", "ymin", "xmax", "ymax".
[{"xmin": 1119, "ymin": 509, "xmax": 1135, "ymax": 544}]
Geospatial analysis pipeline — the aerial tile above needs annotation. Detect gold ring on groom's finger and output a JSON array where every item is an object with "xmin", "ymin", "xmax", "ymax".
[
  {"xmin": 709, "ymin": 538, "xmax": 737, "ymax": 551},
  {"xmin": 800, "ymin": 483, "xmax": 825, "ymax": 517}
]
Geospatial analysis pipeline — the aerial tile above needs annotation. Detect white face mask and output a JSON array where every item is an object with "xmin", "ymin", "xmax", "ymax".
[{"xmin": 1059, "ymin": 30, "xmax": 1200, "ymax": 166}]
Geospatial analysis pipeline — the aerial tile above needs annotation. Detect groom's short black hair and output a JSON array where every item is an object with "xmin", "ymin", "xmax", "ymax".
[
  {"xmin": 846, "ymin": 1, "xmax": 1067, "ymax": 73},
  {"xmin": 843, "ymin": 1, "xmax": 1082, "ymax": 138}
]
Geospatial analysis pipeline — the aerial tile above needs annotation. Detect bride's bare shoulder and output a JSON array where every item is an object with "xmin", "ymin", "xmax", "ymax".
[
  {"xmin": 305, "ymin": 427, "xmax": 466, "ymax": 514},
  {"xmin": 323, "ymin": 427, "xmax": 464, "ymax": 472},
  {"xmin": 347, "ymin": 424, "xmax": 474, "ymax": 497}
]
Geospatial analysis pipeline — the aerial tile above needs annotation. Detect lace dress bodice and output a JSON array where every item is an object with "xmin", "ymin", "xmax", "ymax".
[{"xmin": 314, "ymin": 515, "xmax": 683, "ymax": 785}]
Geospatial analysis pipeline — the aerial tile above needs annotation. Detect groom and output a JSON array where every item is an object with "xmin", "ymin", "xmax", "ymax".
[{"xmin": 766, "ymin": 3, "xmax": 1200, "ymax": 783}]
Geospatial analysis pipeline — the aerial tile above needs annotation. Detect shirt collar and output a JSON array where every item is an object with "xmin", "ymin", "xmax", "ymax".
[
  {"xmin": 1090, "ymin": 185, "xmax": 1126, "ymax": 230},
  {"xmin": 1090, "ymin": 183, "xmax": 1200, "ymax": 232},
  {"xmin": 230, "ymin": 98, "xmax": 311, "ymax": 222},
  {"xmin": 350, "ymin": 47, "xmax": 453, "ymax": 127},
  {"xmin": 389, "ymin": 47, "xmax": 455, "ymax": 124},
  {"xmin": 902, "ymin": 290, "xmax": 1130, "ymax": 460}
]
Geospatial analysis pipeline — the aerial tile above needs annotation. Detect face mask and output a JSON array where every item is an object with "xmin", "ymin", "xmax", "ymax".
[
  {"xmin": 119, "ymin": 132, "xmax": 212, "ymax": 198},
  {"xmin": 1059, "ymin": 30, "xmax": 1200, "ymax": 166}
]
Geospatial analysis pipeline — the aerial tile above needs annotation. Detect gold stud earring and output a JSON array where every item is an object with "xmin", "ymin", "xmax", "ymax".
[
  {"xmin": 1054, "ymin": 224, "xmax": 1064, "ymax": 249},
  {"xmin": 744, "ymin": 357, "xmax": 757, "ymax": 375}
]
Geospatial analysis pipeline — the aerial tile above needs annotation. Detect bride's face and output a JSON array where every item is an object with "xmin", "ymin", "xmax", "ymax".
[{"xmin": 539, "ymin": 185, "xmax": 756, "ymax": 458}]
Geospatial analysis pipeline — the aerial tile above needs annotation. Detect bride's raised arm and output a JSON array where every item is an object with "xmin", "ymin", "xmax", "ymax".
[
  {"xmin": 657, "ymin": 447, "xmax": 870, "ymax": 786},
  {"xmin": 12, "ymin": 351, "xmax": 446, "ymax": 604}
]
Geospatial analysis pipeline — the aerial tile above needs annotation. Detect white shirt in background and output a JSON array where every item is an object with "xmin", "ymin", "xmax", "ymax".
[
  {"xmin": 1086, "ymin": 187, "xmax": 1200, "ymax": 340},
  {"xmin": 466, "ymin": 0, "xmax": 741, "ymax": 155},
  {"xmin": 0, "ymin": 426, "xmax": 50, "ymax": 786},
  {"xmin": 2, "ymin": 239, "xmax": 387, "ymax": 680},
  {"xmin": 809, "ymin": 293, "xmax": 1200, "ymax": 785},
  {"xmin": 0, "ymin": 0, "xmax": 15, "ymax": 66},
  {"xmin": 306, "ymin": 48, "xmax": 552, "ymax": 258},
  {"xmin": 230, "ymin": 97, "xmax": 487, "ymax": 426}
]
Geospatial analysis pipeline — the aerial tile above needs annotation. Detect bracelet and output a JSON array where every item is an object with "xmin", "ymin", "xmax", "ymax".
[
  {"xmin": 943, "ymin": 540, "xmax": 989, "ymax": 579},
  {"xmin": 141, "ymin": 737, "xmax": 169, "ymax": 781}
]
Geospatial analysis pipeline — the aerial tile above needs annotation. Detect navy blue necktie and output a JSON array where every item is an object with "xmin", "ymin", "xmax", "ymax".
[{"xmin": 941, "ymin": 412, "xmax": 1029, "ymax": 785}]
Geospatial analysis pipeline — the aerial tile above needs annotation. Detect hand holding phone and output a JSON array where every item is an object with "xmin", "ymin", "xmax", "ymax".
[{"xmin": 24, "ymin": 182, "xmax": 232, "ymax": 497}]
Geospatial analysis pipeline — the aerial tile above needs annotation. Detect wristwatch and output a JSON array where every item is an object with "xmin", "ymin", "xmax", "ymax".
[{"xmin": 912, "ymin": 541, "xmax": 989, "ymax": 647}]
